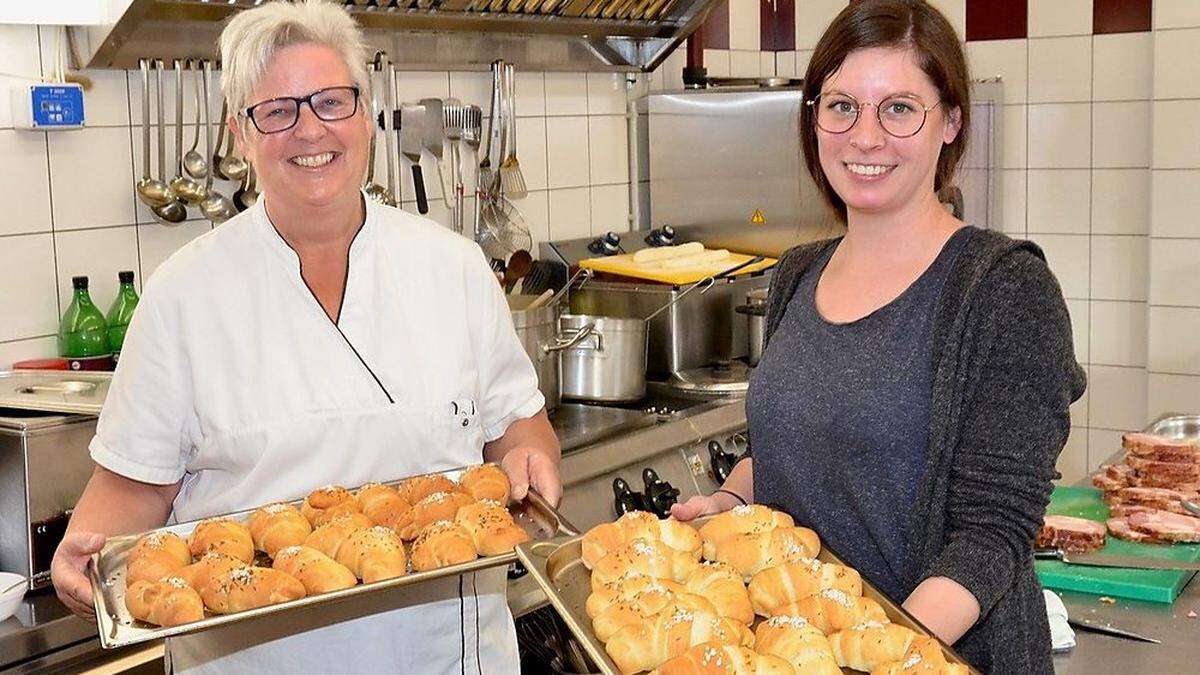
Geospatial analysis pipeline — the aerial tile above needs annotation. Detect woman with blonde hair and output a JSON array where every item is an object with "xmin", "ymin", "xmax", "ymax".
[{"xmin": 50, "ymin": 1, "xmax": 559, "ymax": 672}]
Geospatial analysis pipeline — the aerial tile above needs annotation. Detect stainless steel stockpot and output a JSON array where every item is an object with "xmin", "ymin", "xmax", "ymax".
[{"xmin": 548, "ymin": 314, "xmax": 647, "ymax": 403}]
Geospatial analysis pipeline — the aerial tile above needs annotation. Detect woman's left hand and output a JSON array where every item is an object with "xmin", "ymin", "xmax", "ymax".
[{"xmin": 500, "ymin": 447, "xmax": 562, "ymax": 507}]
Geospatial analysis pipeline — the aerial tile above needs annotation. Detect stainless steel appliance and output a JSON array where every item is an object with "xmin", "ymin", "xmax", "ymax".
[
  {"xmin": 0, "ymin": 409, "xmax": 98, "ymax": 590},
  {"xmin": 509, "ymin": 294, "xmax": 562, "ymax": 412},
  {"xmin": 555, "ymin": 314, "xmax": 648, "ymax": 403}
]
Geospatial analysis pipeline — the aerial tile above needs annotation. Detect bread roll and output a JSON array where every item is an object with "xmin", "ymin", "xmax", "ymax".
[
  {"xmin": 703, "ymin": 526, "xmax": 821, "ymax": 580},
  {"xmin": 335, "ymin": 526, "xmax": 408, "ymax": 583},
  {"xmin": 125, "ymin": 577, "xmax": 204, "ymax": 627},
  {"xmin": 411, "ymin": 520, "xmax": 478, "ymax": 572},
  {"xmin": 355, "ymin": 483, "xmax": 413, "ymax": 530},
  {"xmin": 200, "ymin": 565, "xmax": 306, "ymax": 614},
  {"xmin": 591, "ymin": 538, "xmax": 702, "ymax": 591},
  {"xmin": 632, "ymin": 241, "xmax": 704, "ymax": 263},
  {"xmin": 649, "ymin": 643, "xmax": 794, "ymax": 675},
  {"xmin": 399, "ymin": 490, "xmax": 476, "ymax": 540},
  {"xmin": 829, "ymin": 622, "xmax": 918, "ymax": 672},
  {"xmin": 771, "ymin": 588, "xmax": 888, "ymax": 634},
  {"xmin": 187, "ymin": 519, "xmax": 255, "ymax": 563},
  {"xmin": 397, "ymin": 474, "xmax": 461, "ymax": 505},
  {"xmin": 301, "ymin": 485, "xmax": 362, "ymax": 528},
  {"xmin": 748, "ymin": 559, "xmax": 862, "ymax": 617},
  {"xmin": 454, "ymin": 500, "xmax": 530, "ymax": 555},
  {"xmin": 753, "ymin": 615, "xmax": 841, "ymax": 675},
  {"xmin": 683, "ymin": 562, "xmax": 754, "ymax": 625},
  {"xmin": 582, "ymin": 511, "xmax": 703, "ymax": 570},
  {"xmin": 174, "ymin": 552, "xmax": 245, "ymax": 596},
  {"xmin": 604, "ymin": 598, "xmax": 754, "ymax": 675},
  {"xmin": 272, "ymin": 545, "xmax": 358, "ymax": 594},
  {"xmin": 126, "ymin": 531, "xmax": 192, "ymax": 586},
  {"xmin": 698, "ymin": 505, "xmax": 794, "ymax": 548},
  {"xmin": 303, "ymin": 512, "xmax": 374, "ymax": 559},
  {"xmin": 592, "ymin": 589, "xmax": 714, "ymax": 643},
  {"xmin": 248, "ymin": 503, "xmax": 313, "ymax": 557},
  {"xmin": 587, "ymin": 576, "xmax": 686, "ymax": 620},
  {"xmin": 869, "ymin": 636, "xmax": 970, "ymax": 675},
  {"xmin": 459, "ymin": 464, "xmax": 510, "ymax": 503}
]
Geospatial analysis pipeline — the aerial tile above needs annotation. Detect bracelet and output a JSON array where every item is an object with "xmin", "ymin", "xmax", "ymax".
[{"xmin": 714, "ymin": 488, "xmax": 748, "ymax": 507}]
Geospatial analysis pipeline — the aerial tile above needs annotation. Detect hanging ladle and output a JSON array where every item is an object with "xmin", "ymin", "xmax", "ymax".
[
  {"xmin": 168, "ymin": 59, "xmax": 206, "ymax": 205},
  {"xmin": 182, "ymin": 66, "xmax": 207, "ymax": 180},
  {"xmin": 198, "ymin": 61, "xmax": 238, "ymax": 224},
  {"xmin": 150, "ymin": 59, "xmax": 187, "ymax": 224},
  {"xmin": 134, "ymin": 58, "xmax": 174, "ymax": 208}
]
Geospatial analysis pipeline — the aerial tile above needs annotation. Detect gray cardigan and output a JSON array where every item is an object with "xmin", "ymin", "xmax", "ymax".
[{"xmin": 760, "ymin": 228, "xmax": 1087, "ymax": 674}]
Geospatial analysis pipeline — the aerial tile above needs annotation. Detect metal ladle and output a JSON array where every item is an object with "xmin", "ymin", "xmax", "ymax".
[
  {"xmin": 168, "ymin": 60, "xmax": 206, "ymax": 205},
  {"xmin": 198, "ymin": 61, "xmax": 237, "ymax": 223},
  {"xmin": 183, "ymin": 67, "xmax": 207, "ymax": 180},
  {"xmin": 150, "ymin": 60, "xmax": 187, "ymax": 224},
  {"xmin": 134, "ymin": 59, "xmax": 174, "ymax": 208},
  {"xmin": 233, "ymin": 164, "xmax": 258, "ymax": 212},
  {"xmin": 362, "ymin": 59, "xmax": 392, "ymax": 205},
  {"xmin": 219, "ymin": 133, "xmax": 249, "ymax": 182}
]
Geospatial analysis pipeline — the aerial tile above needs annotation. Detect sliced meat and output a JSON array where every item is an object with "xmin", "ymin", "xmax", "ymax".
[
  {"xmin": 1092, "ymin": 473, "xmax": 1125, "ymax": 491},
  {"xmin": 1126, "ymin": 510, "xmax": 1200, "ymax": 543},
  {"xmin": 1093, "ymin": 464, "xmax": 1135, "ymax": 491},
  {"xmin": 1105, "ymin": 487, "xmax": 1197, "ymax": 514},
  {"xmin": 1037, "ymin": 515, "xmax": 1107, "ymax": 553},
  {"xmin": 1129, "ymin": 473, "xmax": 1200, "ymax": 492},
  {"xmin": 1125, "ymin": 455, "xmax": 1200, "ymax": 477},
  {"xmin": 1122, "ymin": 432, "xmax": 1200, "ymax": 459},
  {"xmin": 1106, "ymin": 517, "xmax": 1165, "ymax": 544},
  {"xmin": 1107, "ymin": 504, "xmax": 1160, "ymax": 518}
]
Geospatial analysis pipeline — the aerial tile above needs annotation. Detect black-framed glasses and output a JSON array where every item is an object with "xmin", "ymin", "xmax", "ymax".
[
  {"xmin": 806, "ymin": 92, "xmax": 941, "ymax": 138},
  {"xmin": 243, "ymin": 86, "xmax": 361, "ymax": 134}
]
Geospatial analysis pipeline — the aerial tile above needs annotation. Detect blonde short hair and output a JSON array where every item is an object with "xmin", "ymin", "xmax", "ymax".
[{"xmin": 219, "ymin": 0, "xmax": 371, "ymax": 119}]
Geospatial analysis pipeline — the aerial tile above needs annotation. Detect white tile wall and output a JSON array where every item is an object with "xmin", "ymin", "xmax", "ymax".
[
  {"xmin": 1029, "ymin": 234, "xmax": 1090, "ymax": 300},
  {"xmin": 1058, "ymin": 425, "xmax": 1089, "ymax": 484},
  {"xmin": 1026, "ymin": 169, "xmax": 1090, "ymax": 234},
  {"xmin": 1153, "ymin": 28, "xmax": 1200, "ymax": 99},
  {"xmin": 1155, "ymin": 0, "xmax": 1200, "ymax": 29},
  {"xmin": 1148, "ymin": 373, "xmax": 1200, "ymax": 416},
  {"xmin": 1089, "ymin": 365, "xmax": 1149, "ymax": 431},
  {"xmin": 548, "ymin": 187, "xmax": 591, "ymax": 240},
  {"xmin": 587, "ymin": 116, "xmax": 629, "ymax": 186},
  {"xmin": 1027, "ymin": 36, "xmax": 1092, "ymax": 103},
  {"xmin": 590, "ymin": 184, "xmax": 631, "ymax": 234},
  {"xmin": 1093, "ymin": 33, "xmax": 1154, "ymax": 102},
  {"xmin": 1150, "ymin": 170, "xmax": 1200, "ymax": 237},
  {"xmin": 967, "ymin": 40, "xmax": 1028, "ymax": 104},
  {"xmin": 729, "ymin": 0, "xmax": 761, "ymax": 51},
  {"xmin": 1089, "ymin": 301, "xmax": 1148, "ymax": 368},
  {"xmin": 1000, "ymin": 169, "xmax": 1027, "ymax": 234},
  {"xmin": 1147, "ymin": 306, "xmax": 1200, "ymax": 375},
  {"xmin": 1152, "ymin": 100, "xmax": 1200, "ymax": 168},
  {"xmin": 546, "ymin": 116, "xmax": 591, "ymax": 189},
  {"xmin": 587, "ymin": 73, "xmax": 628, "ymax": 115},
  {"xmin": 926, "ymin": 0, "xmax": 966, "ymax": 39},
  {"xmin": 53, "ymin": 227, "xmax": 140, "ymax": 311},
  {"xmin": 1028, "ymin": 103, "xmax": 1092, "ymax": 168},
  {"xmin": 1148, "ymin": 238, "xmax": 1200, "ymax": 306},
  {"xmin": 0, "ymin": 234, "xmax": 58, "ymax": 343},
  {"xmin": 730, "ymin": 51, "xmax": 761, "ymax": 78},
  {"xmin": 0, "ymin": 130, "xmax": 52, "ymax": 236},
  {"xmin": 49, "ymin": 126, "xmax": 137, "ymax": 230},
  {"xmin": 796, "ymin": 0, "xmax": 848, "ymax": 50},
  {"xmin": 1091, "ymin": 169, "xmax": 1149, "ymax": 235},
  {"xmin": 1092, "ymin": 101, "xmax": 1152, "ymax": 168},
  {"xmin": 1028, "ymin": 0, "xmax": 1094, "ymax": 37},
  {"xmin": 544, "ymin": 73, "xmax": 588, "ymax": 116},
  {"xmin": 1090, "ymin": 236, "xmax": 1148, "ymax": 302}
]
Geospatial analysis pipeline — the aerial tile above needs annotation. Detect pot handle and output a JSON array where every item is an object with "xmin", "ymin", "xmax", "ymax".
[
  {"xmin": 541, "ymin": 322, "xmax": 602, "ymax": 354},
  {"xmin": 643, "ymin": 256, "xmax": 767, "ymax": 324}
]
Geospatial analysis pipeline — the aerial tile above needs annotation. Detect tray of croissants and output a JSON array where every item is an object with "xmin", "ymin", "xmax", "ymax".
[
  {"xmin": 89, "ymin": 463, "xmax": 574, "ymax": 649},
  {"xmin": 514, "ymin": 505, "xmax": 979, "ymax": 675}
]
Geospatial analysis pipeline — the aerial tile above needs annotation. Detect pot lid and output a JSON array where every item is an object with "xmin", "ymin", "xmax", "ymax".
[{"xmin": 666, "ymin": 362, "xmax": 752, "ymax": 396}]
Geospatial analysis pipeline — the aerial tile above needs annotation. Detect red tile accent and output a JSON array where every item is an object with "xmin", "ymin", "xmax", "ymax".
[
  {"xmin": 1094, "ymin": 0, "xmax": 1152, "ymax": 34},
  {"xmin": 702, "ymin": 0, "xmax": 730, "ymax": 50},
  {"xmin": 965, "ymin": 0, "xmax": 1027, "ymax": 41},
  {"xmin": 761, "ymin": 0, "xmax": 776, "ymax": 51},
  {"xmin": 771, "ymin": 0, "xmax": 796, "ymax": 52}
]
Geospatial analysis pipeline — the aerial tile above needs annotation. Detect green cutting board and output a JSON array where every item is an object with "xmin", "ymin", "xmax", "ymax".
[{"xmin": 1034, "ymin": 486, "xmax": 1200, "ymax": 603}]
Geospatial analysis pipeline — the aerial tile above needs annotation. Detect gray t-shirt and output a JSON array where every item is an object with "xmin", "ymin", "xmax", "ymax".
[{"xmin": 746, "ymin": 227, "xmax": 970, "ymax": 600}]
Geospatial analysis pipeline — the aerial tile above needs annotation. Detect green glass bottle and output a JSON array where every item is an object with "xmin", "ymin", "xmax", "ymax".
[
  {"xmin": 57, "ymin": 276, "xmax": 114, "ymax": 371},
  {"xmin": 106, "ymin": 270, "xmax": 139, "ymax": 364}
]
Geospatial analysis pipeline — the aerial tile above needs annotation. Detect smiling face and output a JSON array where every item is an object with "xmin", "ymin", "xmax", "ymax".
[
  {"xmin": 230, "ymin": 42, "xmax": 372, "ymax": 214},
  {"xmin": 814, "ymin": 46, "xmax": 960, "ymax": 219}
]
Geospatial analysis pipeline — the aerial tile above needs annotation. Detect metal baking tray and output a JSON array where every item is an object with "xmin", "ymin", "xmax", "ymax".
[
  {"xmin": 515, "ymin": 526, "xmax": 979, "ymax": 675},
  {"xmin": 0, "ymin": 370, "xmax": 110, "ymax": 415},
  {"xmin": 1145, "ymin": 413, "xmax": 1200, "ymax": 441},
  {"xmin": 89, "ymin": 466, "xmax": 579, "ymax": 650}
]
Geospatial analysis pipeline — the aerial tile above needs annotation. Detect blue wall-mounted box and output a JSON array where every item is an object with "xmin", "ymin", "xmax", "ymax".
[{"xmin": 11, "ymin": 83, "xmax": 85, "ymax": 130}]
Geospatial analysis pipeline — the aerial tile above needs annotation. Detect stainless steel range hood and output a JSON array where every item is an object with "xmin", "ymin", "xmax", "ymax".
[{"xmin": 71, "ymin": 0, "xmax": 717, "ymax": 72}]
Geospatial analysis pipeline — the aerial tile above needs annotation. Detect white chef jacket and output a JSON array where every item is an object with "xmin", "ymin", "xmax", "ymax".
[{"xmin": 89, "ymin": 194, "xmax": 544, "ymax": 674}]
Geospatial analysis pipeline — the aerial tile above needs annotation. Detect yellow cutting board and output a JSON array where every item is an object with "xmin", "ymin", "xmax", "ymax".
[{"xmin": 579, "ymin": 252, "xmax": 776, "ymax": 285}]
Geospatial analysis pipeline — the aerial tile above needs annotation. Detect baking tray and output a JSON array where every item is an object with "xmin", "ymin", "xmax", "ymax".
[
  {"xmin": 0, "ymin": 370, "xmax": 110, "ymax": 415},
  {"xmin": 515, "ymin": 528, "xmax": 980, "ymax": 675},
  {"xmin": 90, "ymin": 466, "xmax": 579, "ymax": 650}
]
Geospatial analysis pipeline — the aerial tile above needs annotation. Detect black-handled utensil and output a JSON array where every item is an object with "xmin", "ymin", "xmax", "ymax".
[{"xmin": 1067, "ymin": 617, "xmax": 1160, "ymax": 644}]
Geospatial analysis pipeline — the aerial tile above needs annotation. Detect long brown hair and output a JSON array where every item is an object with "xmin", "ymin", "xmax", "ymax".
[{"xmin": 800, "ymin": 0, "xmax": 971, "ymax": 221}]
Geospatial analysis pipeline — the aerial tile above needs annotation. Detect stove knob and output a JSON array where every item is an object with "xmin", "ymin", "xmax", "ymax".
[
  {"xmin": 708, "ymin": 440, "xmax": 739, "ymax": 484},
  {"xmin": 612, "ymin": 476, "xmax": 649, "ymax": 517},
  {"xmin": 588, "ymin": 231, "xmax": 622, "ymax": 256},
  {"xmin": 644, "ymin": 225, "xmax": 676, "ymax": 247},
  {"xmin": 642, "ymin": 468, "xmax": 680, "ymax": 518}
]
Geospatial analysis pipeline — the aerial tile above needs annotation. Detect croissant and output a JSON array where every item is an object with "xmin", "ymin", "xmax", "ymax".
[
  {"xmin": 411, "ymin": 520, "xmax": 478, "ymax": 572},
  {"xmin": 187, "ymin": 519, "xmax": 255, "ymax": 563},
  {"xmin": 356, "ymin": 483, "xmax": 413, "ymax": 530},
  {"xmin": 829, "ymin": 622, "xmax": 918, "ymax": 672},
  {"xmin": 460, "ymin": 464, "xmax": 511, "ymax": 503},
  {"xmin": 682, "ymin": 562, "xmax": 754, "ymax": 625},
  {"xmin": 303, "ymin": 512, "xmax": 374, "ymax": 560},
  {"xmin": 248, "ymin": 503, "xmax": 313, "ymax": 557},
  {"xmin": 650, "ymin": 643, "xmax": 795, "ymax": 675},
  {"xmin": 399, "ymin": 490, "xmax": 476, "ymax": 540},
  {"xmin": 703, "ymin": 526, "xmax": 821, "ymax": 580},
  {"xmin": 454, "ymin": 500, "xmax": 530, "ymax": 555},
  {"xmin": 334, "ymin": 526, "xmax": 408, "ymax": 583},
  {"xmin": 587, "ymin": 576, "xmax": 687, "ymax": 619},
  {"xmin": 771, "ymin": 588, "xmax": 888, "ymax": 633},
  {"xmin": 869, "ymin": 636, "xmax": 970, "ymax": 675},
  {"xmin": 397, "ymin": 474, "xmax": 462, "ymax": 505},
  {"xmin": 604, "ymin": 598, "xmax": 754, "ymax": 675},
  {"xmin": 174, "ymin": 552, "xmax": 245, "ymax": 596},
  {"xmin": 272, "ymin": 545, "xmax": 358, "ymax": 594},
  {"xmin": 200, "ymin": 565, "xmax": 306, "ymax": 614},
  {"xmin": 582, "ymin": 511, "xmax": 703, "ymax": 570},
  {"xmin": 592, "ymin": 589, "xmax": 714, "ymax": 643},
  {"xmin": 591, "ymin": 538, "xmax": 702, "ymax": 591},
  {"xmin": 748, "ymin": 559, "xmax": 863, "ymax": 616},
  {"xmin": 125, "ymin": 577, "xmax": 205, "ymax": 627},
  {"xmin": 753, "ymin": 615, "xmax": 842, "ymax": 675},
  {"xmin": 697, "ymin": 505, "xmax": 794, "ymax": 547},
  {"xmin": 301, "ymin": 485, "xmax": 362, "ymax": 528},
  {"xmin": 126, "ymin": 531, "xmax": 192, "ymax": 586}
]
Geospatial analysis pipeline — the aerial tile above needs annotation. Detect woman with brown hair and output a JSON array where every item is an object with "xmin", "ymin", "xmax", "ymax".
[{"xmin": 673, "ymin": 1, "xmax": 1085, "ymax": 672}]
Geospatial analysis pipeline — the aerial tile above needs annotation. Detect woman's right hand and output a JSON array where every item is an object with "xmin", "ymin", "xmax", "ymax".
[
  {"xmin": 670, "ymin": 491, "xmax": 742, "ymax": 522},
  {"xmin": 51, "ymin": 532, "xmax": 106, "ymax": 618}
]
